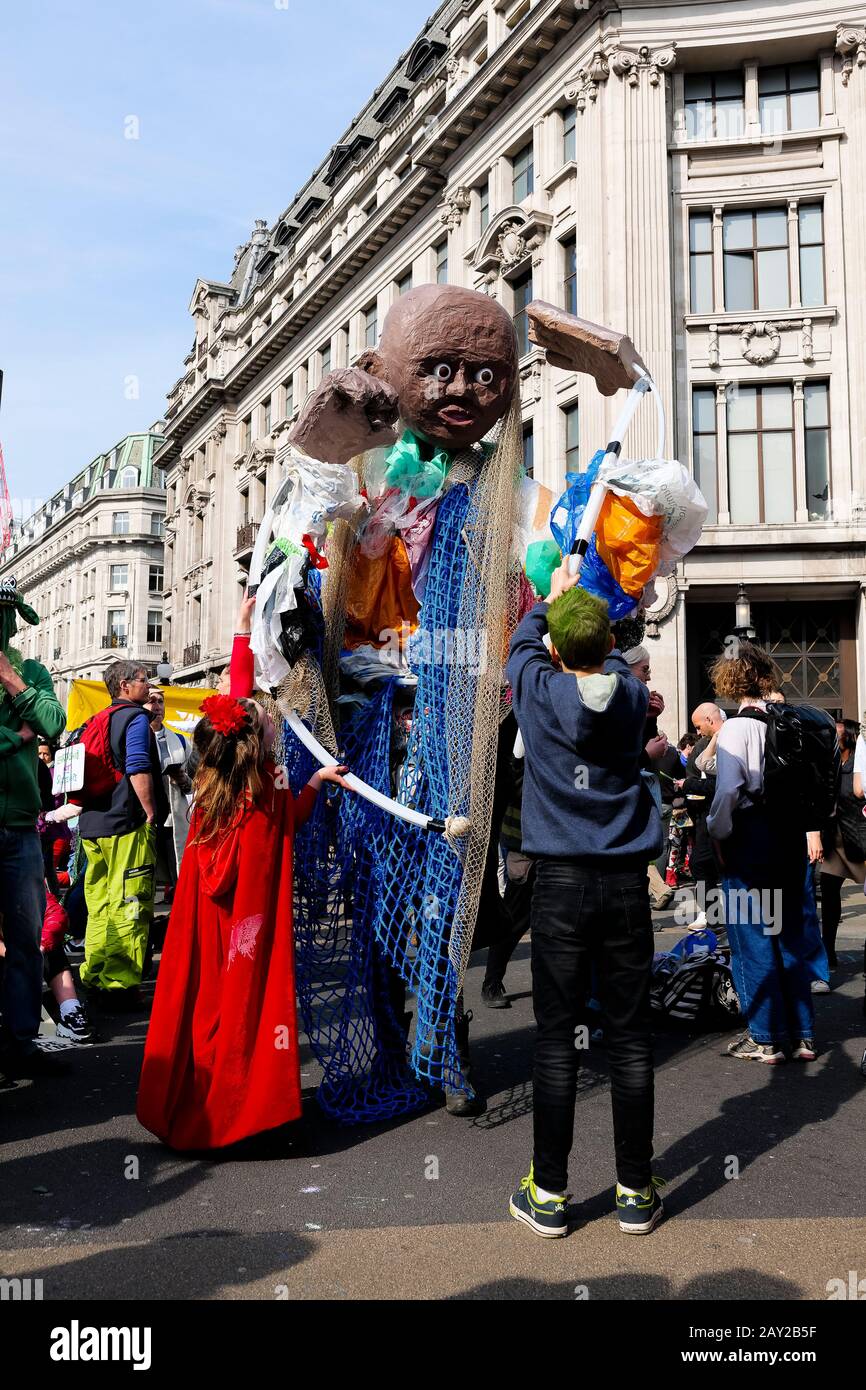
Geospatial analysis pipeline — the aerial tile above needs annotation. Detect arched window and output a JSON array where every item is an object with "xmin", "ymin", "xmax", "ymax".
[{"xmin": 119, "ymin": 466, "xmax": 138, "ymax": 488}]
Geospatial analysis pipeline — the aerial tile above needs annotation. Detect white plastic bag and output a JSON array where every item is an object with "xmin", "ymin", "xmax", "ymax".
[{"xmin": 597, "ymin": 457, "xmax": 708, "ymax": 576}]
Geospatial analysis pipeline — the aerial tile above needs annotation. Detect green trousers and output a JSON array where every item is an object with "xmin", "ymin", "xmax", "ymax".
[{"xmin": 80, "ymin": 824, "xmax": 156, "ymax": 991}]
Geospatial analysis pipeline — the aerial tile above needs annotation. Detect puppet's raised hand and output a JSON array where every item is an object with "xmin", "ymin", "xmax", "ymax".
[
  {"xmin": 288, "ymin": 366, "xmax": 400, "ymax": 466},
  {"xmin": 527, "ymin": 302, "xmax": 647, "ymax": 397}
]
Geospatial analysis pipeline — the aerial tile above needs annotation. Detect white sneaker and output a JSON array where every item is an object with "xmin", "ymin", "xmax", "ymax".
[
  {"xmin": 811, "ymin": 979, "xmax": 830, "ymax": 994},
  {"xmin": 688, "ymin": 911, "xmax": 707, "ymax": 932}
]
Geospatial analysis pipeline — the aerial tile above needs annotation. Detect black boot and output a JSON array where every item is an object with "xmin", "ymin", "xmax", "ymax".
[{"xmin": 445, "ymin": 1006, "xmax": 484, "ymax": 1117}]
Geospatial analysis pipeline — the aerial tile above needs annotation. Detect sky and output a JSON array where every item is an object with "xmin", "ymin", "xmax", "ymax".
[{"xmin": 0, "ymin": 0, "xmax": 437, "ymax": 519}]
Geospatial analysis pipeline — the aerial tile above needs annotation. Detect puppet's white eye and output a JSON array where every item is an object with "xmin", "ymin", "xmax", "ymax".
[
  {"xmin": 475, "ymin": 367, "xmax": 494, "ymax": 386},
  {"xmin": 434, "ymin": 363, "xmax": 452, "ymax": 381}
]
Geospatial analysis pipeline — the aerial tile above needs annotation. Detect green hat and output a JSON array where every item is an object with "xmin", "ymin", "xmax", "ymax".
[{"xmin": 0, "ymin": 577, "xmax": 40, "ymax": 652}]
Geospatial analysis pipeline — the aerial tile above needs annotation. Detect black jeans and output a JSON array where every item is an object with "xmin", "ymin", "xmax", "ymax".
[{"xmin": 531, "ymin": 858, "xmax": 655, "ymax": 1193}]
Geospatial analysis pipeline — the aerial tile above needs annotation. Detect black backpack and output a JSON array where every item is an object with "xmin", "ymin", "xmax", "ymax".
[{"xmin": 737, "ymin": 703, "xmax": 838, "ymax": 833}]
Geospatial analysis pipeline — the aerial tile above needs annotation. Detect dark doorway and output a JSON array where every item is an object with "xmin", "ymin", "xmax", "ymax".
[{"xmin": 686, "ymin": 599, "xmax": 857, "ymax": 717}]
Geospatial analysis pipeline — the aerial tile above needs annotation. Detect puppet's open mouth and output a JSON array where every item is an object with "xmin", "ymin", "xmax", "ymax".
[{"xmin": 436, "ymin": 404, "xmax": 476, "ymax": 427}]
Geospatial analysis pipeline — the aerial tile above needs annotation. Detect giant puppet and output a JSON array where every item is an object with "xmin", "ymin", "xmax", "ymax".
[{"xmin": 247, "ymin": 286, "xmax": 706, "ymax": 1121}]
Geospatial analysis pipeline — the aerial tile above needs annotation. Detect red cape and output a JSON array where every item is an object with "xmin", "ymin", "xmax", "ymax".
[{"xmin": 137, "ymin": 767, "xmax": 317, "ymax": 1150}]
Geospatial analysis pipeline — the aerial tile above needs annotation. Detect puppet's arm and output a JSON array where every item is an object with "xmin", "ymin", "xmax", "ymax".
[{"xmin": 289, "ymin": 366, "xmax": 399, "ymax": 466}]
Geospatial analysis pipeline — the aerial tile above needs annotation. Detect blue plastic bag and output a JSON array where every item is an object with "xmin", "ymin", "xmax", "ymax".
[{"xmin": 549, "ymin": 451, "xmax": 638, "ymax": 619}]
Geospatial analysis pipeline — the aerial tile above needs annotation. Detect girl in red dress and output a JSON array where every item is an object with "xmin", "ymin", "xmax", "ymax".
[{"xmin": 136, "ymin": 692, "xmax": 349, "ymax": 1150}]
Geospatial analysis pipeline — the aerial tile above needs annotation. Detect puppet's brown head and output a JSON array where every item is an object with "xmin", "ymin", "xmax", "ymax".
[{"xmin": 368, "ymin": 285, "xmax": 518, "ymax": 450}]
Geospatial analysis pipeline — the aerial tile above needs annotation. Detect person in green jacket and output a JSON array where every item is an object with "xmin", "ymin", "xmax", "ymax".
[{"xmin": 0, "ymin": 578, "xmax": 66, "ymax": 1079}]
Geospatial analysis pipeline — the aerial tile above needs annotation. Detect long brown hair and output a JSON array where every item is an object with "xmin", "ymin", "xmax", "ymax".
[
  {"xmin": 709, "ymin": 641, "xmax": 780, "ymax": 703},
  {"xmin": 192, "ymin": 698, "xmax": 266, "ymax": 843}
]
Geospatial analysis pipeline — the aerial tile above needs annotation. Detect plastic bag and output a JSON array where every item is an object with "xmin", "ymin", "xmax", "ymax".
[
  {"xmin": 597, "ymin": 457, "xmax": 707, "ymax": 577},
  {"xmin": 549, "ymin": 452, "xmax": 638, "ymax": 619},
  {"xmin": 595, "ymin": 493, "xmax": 663, "ymax": 598}
]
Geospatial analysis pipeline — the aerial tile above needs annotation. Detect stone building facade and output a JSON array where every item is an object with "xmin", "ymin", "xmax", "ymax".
[
  {"xmin": 157, "ymin": 0, "xmax": 866, "ymax": 728},
  {"xmin": 0, "ymin": 431, "xmax": 167, "ymax": 704}
]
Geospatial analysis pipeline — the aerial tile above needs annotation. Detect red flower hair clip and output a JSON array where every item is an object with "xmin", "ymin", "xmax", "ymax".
[{"xmin": 201, "ymin": 694, "xmax": 249, "ymax": 736}]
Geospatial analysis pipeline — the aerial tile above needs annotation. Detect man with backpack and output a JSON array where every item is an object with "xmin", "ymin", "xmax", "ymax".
[
  {"xmin": 74, "ymin": 661, "xmax": 167, "ymax": 1002},
  {"xmin": 0, "ymin": 579, "xmax": 66, "ymax": 1079}
]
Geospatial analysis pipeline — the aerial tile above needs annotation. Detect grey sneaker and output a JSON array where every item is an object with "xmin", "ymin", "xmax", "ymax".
[
  {"xmin": 792, "ymin": 1038, "xmax": 816, "ymax": 1061},
  {"xmin": 726, "ymin": 1032, "xmax": 785, "ymax": 1064}
]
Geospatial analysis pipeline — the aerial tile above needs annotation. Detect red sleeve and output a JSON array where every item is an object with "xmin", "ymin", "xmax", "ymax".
[
  {"xmin": 292, "ymin": 782, "xmax": 319, "ymax": 828},
  {"xmin": 229, "ymin": 634, "xmax": 255, "ymax": 698}
]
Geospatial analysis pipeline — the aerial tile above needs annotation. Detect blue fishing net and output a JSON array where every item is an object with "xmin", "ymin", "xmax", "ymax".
[{"xmin": 288, "ymin": 482, "xmax": 476, "ymax": 1120}]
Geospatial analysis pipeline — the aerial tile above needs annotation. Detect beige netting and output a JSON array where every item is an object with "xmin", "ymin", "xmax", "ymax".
[
  {"xmin": 445, "ymin": 390, "xmax": 524, "ymax": 988},
  {"xmin": 274, "ymin": 651, "xmax": 338, "ymax": 755}
]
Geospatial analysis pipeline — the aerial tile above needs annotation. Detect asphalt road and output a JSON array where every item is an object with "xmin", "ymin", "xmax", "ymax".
[{"xmin": 2, "ymin": 888, "xmax": 865, "ymax": 1301}]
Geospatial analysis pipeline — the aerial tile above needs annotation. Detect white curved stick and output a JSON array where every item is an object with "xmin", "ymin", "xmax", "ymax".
[{"xmin": 285, "ymin": 711, "xmax": 444, "ymax": 833}]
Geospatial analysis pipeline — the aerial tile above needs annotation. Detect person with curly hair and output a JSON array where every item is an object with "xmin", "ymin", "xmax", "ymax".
[
  {"xmin": 706, "ymin": 642, "xmax": 817, "ymax": 1064},
  {"xmin": 136, "ymin": 693, "xmax": 351, "ymax": 1149}
]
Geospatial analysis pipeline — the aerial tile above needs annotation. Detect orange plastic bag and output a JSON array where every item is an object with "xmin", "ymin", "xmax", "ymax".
[
  {"xmin": 595, "ymin": 494, "xmax": 663, "ymax": 597},
  {"xmin": 345, "ymin": 535, "xmax": 420, "ymax": 649}
]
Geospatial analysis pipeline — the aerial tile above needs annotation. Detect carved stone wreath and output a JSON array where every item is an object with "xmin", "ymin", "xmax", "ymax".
[
  {"xmin": 644, "ymin": 572, "xmax": 678, "ymax": 638},
  {"xmin": 739, "ymin": 321, "xmax": 782, "ymax": 366}
]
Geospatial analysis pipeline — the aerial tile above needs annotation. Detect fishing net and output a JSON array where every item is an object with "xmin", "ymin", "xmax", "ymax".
[{"xmin": 283, "ymin": 396, "xmax": 524, "ymax": 1115}]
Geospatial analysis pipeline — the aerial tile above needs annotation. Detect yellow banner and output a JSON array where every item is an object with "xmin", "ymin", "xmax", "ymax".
[{"xmin": 65, "ymin": 680, "xmax": 217, "ymax": 739}]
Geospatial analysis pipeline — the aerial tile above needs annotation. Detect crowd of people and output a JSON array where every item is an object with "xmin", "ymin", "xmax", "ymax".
[{"xmin": 1, "ymin": 567, "xmax": 865, "ymax": 1242}]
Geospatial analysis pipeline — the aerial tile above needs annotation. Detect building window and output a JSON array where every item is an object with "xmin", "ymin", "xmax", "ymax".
[
  {"xmin": 396, "ymin": 268, "xmax": 413, "ymax": 296},
  {"xmin": 150, "ymin": 513, "xmax": 164, "ymax": 537},
  {"xmin": 108, "ymin": 609, "xmax": 126, "ymax": 642},
  {"xmin": 692, "ymin": 388, "xmax": 718, "ymax": 524},
  {"xmin": 147, "ymin": 610, "xmax": 163, "ymax": 644},
  {"xmin": 723, "ymin": 207, "xmax": 789, "ymax": 311},
  {"xmin": 684, "ymin": 72, "xmax": 745, "ymax": 141},
  {"xmin": 727, "ymin": 383, "xmax": 794, "ymax": 524},
  {"xmin": 364, "ymin": 303, "xmax": 378, "ymax": 348},
  {"xmin": 119, "ymin": 466, "xmax": 138, "ymax": 488},
  {"xmin": 804, "ymin": 381, "xmax": 830, "ymax": 520},
  {"xmin": 109, "ymin": 563, "xmax": 128, "ymax": 590},
  {"xmin": 321, "ymin": 344, "xmax": 331, "ymax": 376},
  {"xmin": 689, "ymin": 211, "xmax": 714, "ymax": 313},
  {"xmin": 759, "ymin": 62, "xmax": 820, "ymax": 135},
  {"xmin": 512, "ymin": 140, "xmax": 534, "ymax": 202},
  {"xmin": 563, "ymin": 106, "xmax": 576, "ymax": 164},
  {"xmin": 112, "ymin": 512, "xmax": 129, "ymax": 535},
  {"xmin": 240, "ymin": 416, "xmax": 251, "ymax": 453},
  {"xmin": 512, "ymin": 271, "xmax": 533, "ymax": 357},
  {"xmin": 564, "ymin": 404, "xmax": 580, "ymax": 473},
  {"xmin": 262, "ymin": 397, "xmax": 272, "ymax": 435},
  {"xmin": 479, "ymin": 181, "xmax": 489, "ymax": 233},
  {"xmin": 148, "ymin": 564, "xmax": 164, "ymax": 593},
  {"xmin": 435, "ymin": 239, "xmax": 448, "ymax": 284},
  {"xmin": 522, "ymin": 423, "xmax": 534, "ymax": 479},
  {"xmin": 563, "ymin": 235, "xmax": 577, "ymax": 315},
  {"xmin": 798, "ymin": 204, "xmax": 825, "ymax": 307},
  {"xmin": 284, "ymin": 377, "xmax": 294, "ymax": 418}
]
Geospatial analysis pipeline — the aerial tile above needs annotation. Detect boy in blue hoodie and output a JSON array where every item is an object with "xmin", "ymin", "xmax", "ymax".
[{"xmin": 506, "ymin": 561, "xmax": 664, "ymax": 1238}]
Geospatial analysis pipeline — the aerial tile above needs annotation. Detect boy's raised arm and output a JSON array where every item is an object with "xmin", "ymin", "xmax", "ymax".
[{"xmin": 506, "ymin": 602, "xmax": 553, "ymax": 710}]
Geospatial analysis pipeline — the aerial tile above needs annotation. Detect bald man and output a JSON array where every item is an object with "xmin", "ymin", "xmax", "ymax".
[{"xmin": 677, "ymin": 703, "xmax": 725, "ymax": 921}]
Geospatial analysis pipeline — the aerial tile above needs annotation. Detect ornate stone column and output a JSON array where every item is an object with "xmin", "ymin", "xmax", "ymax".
[
  {"xmin": 787, "ymin": 199, "xmax": 801, "ymax": 308},
  {"xmin": 793, "ymin": 378, "xmax": 808, "ymax": 524},
  {"xmin": 715, "ymin": 381, "xmax": 731, "ymax": 525},
  {"xmin": 608, "ymin": 40, "xmax": 678, "ymax": 459}
]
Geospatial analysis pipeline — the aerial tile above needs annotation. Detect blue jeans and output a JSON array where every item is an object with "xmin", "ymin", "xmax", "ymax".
[
  {"xmin": 721, "ymin": 807, "xmax": 814, "ymax": 1044},
  {"xmin": 801, "ymin": 861, "xmax": 829, "ymax": 984},
  {"xmin": 0, "ymin": 827, "xmax": 46, "ymax": 1055}
]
